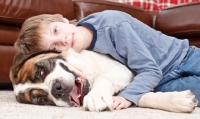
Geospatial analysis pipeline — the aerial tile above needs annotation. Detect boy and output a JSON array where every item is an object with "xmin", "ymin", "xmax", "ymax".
[{"xmin": 15, "ymin": 10, "xmax": 200, "ymax": 109}]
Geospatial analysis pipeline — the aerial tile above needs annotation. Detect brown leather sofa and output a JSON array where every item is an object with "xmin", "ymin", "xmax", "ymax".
[{"xmin": 0, "ymin": 0, "xmax": 200, "ymax": 89}]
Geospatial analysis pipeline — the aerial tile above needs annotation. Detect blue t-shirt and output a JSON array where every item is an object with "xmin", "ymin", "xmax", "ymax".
[{"xmin": 77, "ymin": 10, "xmax": 189, "ymax": 105}]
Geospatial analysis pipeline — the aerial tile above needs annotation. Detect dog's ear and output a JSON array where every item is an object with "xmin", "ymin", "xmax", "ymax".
[
  {"xmin": 9, "ymin": 50, "xmax": 61, "ymax": 85},
  {"xmin": 9, "ymin": 52, "xmax": 30, "ymax": 85}
]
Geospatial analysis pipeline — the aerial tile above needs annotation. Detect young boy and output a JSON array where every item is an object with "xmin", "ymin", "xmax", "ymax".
[{"xmin": 14, "ymin": 10, "xmax": 200, "ymax": 109}]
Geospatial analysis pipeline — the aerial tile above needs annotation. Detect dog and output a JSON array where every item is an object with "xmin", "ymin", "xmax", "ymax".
[{"xmin": 9, "ymin": 49, "xmax": 198, "ymax": 112}]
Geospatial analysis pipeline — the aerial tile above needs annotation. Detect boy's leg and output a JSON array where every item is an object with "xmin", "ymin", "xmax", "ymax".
[
  {"xmin": 155, "ymin": 76, "xmax": 200, "ymax": 106},
  {"xmin": 154, "ymin": 46, "xmax": 200, "ymax": 106}
]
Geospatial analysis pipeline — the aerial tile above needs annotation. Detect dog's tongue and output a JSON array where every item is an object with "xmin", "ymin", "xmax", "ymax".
[
  {"xmin": 70, "ymin": 86, "xmax": 80, "ymax": 107},
  {"xmin": 70, "ymin": 77, "xmax": 87, "ymax": 107}
]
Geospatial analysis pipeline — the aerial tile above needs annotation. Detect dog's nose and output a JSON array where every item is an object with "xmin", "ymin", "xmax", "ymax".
[
  {"xmin": 51, "ymin": 81, "xmax": 72, "ymax": 99},
  {"xmin": 55, "ymin": 82, "xmax": 62, "ymax": 90},
  {"xmin": 52, "ymin": 82, "xmax": 61, "ymax": 98}
]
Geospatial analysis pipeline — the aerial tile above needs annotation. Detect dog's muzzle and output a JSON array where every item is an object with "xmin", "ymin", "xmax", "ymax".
[{"xmin": 51, "ymin": 77, "xmax": 90, "ymax": 107}]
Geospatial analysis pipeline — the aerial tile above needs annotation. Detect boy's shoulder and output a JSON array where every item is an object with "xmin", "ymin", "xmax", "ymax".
[
  {"xmin": 78, "ymin": 10, "xmax": 131, "ymax": 27},
  {"xmin": 93, "ymin": 10, "xmax": 129, "ymax": 19}
]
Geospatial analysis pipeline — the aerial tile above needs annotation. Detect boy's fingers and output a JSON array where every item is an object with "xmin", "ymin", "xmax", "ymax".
[
  {"xmin": 115, "ymin": 103, "xmax": 125, "ymax": 110},
  {"xmin": 113, "ymin": 98, "xmax": 120, "ymax": 109},
  {"xmin": 113, "ymin": 96, "xmax": 132, "ymax": 110}
]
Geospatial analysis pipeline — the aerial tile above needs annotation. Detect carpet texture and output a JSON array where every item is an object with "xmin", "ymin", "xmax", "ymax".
[{"xmin": 1, "ymin": 91, "xmax": 200, "ymax": 119}]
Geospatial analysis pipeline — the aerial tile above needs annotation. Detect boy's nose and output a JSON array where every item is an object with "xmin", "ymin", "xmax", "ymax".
[{"xmin": 60, "ymin": 36, "xmax": 67, "ymax": 46}]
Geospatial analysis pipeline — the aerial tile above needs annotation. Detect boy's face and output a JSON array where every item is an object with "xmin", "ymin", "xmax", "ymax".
[{"xmin": 41, "ymin": 20, "xmax": 85, "ymax": 52}]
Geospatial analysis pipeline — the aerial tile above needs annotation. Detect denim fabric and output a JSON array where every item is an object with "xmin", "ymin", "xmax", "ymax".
[{"xmin": 154, "ymin": 46, "xmax": 200, "ymax": 106}]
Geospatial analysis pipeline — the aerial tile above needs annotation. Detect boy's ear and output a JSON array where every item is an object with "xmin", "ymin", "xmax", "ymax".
[{"xmin": 63, "ymin": 18, "xmax": 69, "ymax": 23}]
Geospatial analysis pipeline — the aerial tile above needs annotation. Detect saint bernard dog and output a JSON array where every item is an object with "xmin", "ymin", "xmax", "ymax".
[{"xmin": 9, "ymin": 49, "xmax": 198, "ymax": 113}]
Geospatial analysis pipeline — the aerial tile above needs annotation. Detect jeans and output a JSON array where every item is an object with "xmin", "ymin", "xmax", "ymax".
[{"xmin": 154, "ymin": 46, "xmax": 200, "ymax": 106}]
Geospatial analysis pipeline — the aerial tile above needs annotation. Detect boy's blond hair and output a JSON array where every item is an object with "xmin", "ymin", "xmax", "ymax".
[{"xmin": 14, "ymin": 14, "xmax": 77, "ymax": 54}]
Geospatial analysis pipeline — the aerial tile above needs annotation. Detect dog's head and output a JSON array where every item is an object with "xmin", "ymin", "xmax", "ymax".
[{"xmin": 9, "ymin": 50, "xmax": 90, "ymax": 107}]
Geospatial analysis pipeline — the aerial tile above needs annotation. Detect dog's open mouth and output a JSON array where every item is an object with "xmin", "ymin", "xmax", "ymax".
[{"xmin": 69, "ymin": 77, "xmax": 90, "ymax": 107}]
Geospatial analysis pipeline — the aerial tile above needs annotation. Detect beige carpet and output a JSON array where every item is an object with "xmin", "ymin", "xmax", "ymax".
[{"xmin": 1, "ymin": 91, "xmax": 200, "ymax": 119}]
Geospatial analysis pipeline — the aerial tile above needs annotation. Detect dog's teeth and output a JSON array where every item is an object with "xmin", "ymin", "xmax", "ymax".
[
  {"xmin": 77, "ymin": 78, "xmax": 82, "ymax": 83},
  {"xmin": 77, "ymin": 95, "xmax": 81, "ymax": 99}
]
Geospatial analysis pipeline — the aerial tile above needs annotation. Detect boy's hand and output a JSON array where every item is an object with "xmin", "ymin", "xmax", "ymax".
[{"xmin": 113, "ymin": 96, "xmax": 132, "ymax": 110}]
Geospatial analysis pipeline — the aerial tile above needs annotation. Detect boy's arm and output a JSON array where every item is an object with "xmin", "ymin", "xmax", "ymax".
[{"xmin": 115, "ymin": 21, "xmax": 163, "ymax": 106}]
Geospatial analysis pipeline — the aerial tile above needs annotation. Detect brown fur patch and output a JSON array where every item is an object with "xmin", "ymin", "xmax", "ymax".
[{"xmin": 9, "ymin": 50, "xmax": 61, "ymax": 85}]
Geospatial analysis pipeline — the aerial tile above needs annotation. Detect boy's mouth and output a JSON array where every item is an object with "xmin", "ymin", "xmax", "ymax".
[{"xmin": 71, "ymin": 34, "xmax": 75, "ymax": 47}]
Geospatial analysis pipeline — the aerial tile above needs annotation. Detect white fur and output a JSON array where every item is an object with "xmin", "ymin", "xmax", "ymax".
[
  {"xmin": 15, "ymin": 49, "xmax": 198, "ymax": 113},
  {"xmin": 62, "ymin": 49, "xmax": 198, "ymax": 112}
]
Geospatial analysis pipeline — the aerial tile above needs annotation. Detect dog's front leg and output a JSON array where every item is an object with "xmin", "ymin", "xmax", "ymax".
[
  {"xmin": 83, "ymin": 77, "xmax": 114, "ymax": 112},
  {"xmin": 137, "ymin": 90, "xmax": 198, "ymax": 113}
]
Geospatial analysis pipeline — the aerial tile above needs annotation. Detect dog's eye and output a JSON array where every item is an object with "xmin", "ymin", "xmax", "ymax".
[
  {"xmin": 40, "ymin": 69, "xmax": 45, "ymax": 76},
  {"xmin": 35, "ymin": 66, "xmax": 46, "ymax": 82},
  {"xmin": 38, "ymin": 66, "xmax": 45, "ymax": 77},
  {"xmin": 30, "ymin": 89, "xmax": 51, "ymax": 105},
  {"xmin": 37, "ymin": 96, "xmax": 47, "ymax": 105}
]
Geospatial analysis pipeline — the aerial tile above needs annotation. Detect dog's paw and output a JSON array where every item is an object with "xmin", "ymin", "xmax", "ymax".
[
  {"xmin": 83, "ymin": 88, "xmax": 113, "ymax": 112},
  {"xmin": 169, "ymin": 90, "xmax": 198, "ymax": 113}
]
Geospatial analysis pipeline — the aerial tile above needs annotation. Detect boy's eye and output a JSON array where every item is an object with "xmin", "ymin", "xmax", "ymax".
[
  {"xmin": 52, "ymin": 44, "xmax": 57, "ymax": 50},
  {"xmin": 54, "ymin": 26, "xmax": 57, "ymax": 34}
]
